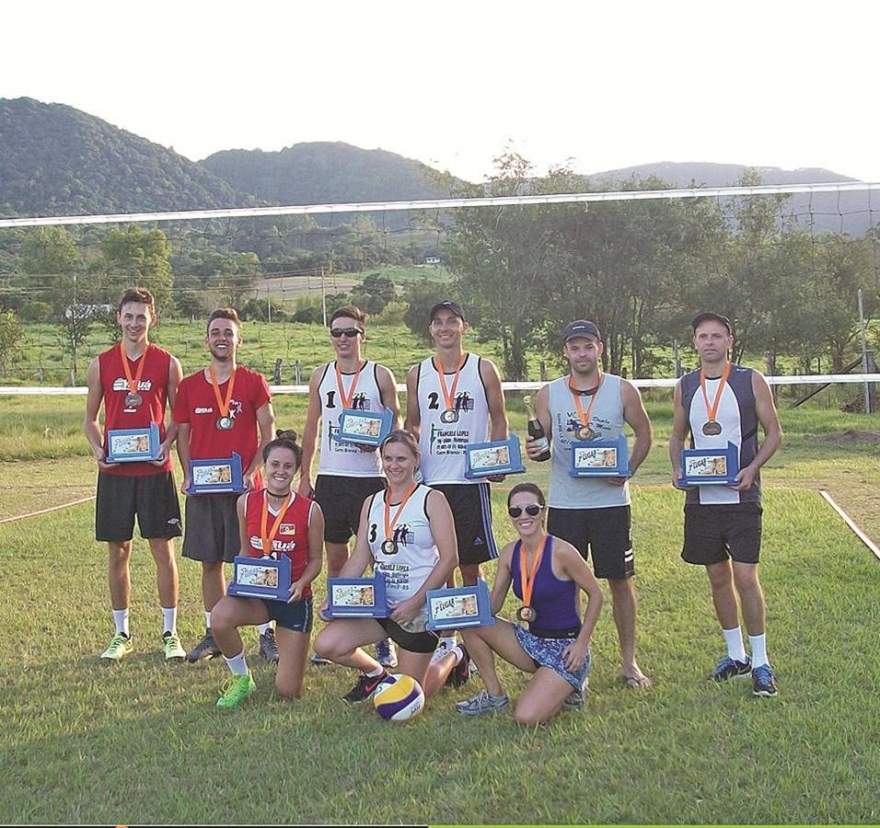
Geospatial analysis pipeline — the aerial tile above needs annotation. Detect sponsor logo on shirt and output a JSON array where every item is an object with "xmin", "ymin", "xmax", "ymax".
[{"xmin": 113, "ymin": 378, "xmax": 152, "ymax": 392}]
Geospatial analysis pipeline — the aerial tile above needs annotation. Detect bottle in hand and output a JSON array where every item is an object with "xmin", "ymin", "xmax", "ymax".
[{"xmin": 524, "ymin": 395, "xmax": 551, "ymax": 461}]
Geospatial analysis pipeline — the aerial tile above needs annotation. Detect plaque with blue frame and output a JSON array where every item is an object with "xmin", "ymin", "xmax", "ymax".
[
  {"xmin": 335, "ymin": 408, "xmax": 393, "ymax": 448},
  {"xmin": 186, "ymin": 452, "xmax": 244, "ymax": 495},
  {"xmin": 228, "ymin": 554, "xmax": 292, "ymax": 601},
  {"xmin": 106, "ymin": 422, "xmax": 162, "ymax": 463},
  {"xmin": 569, "ymin": 434, "xmax": 629, "ymax": 478},
  {"xmin": 426, "ymin": 580, "xmax": 495, "ymax": 631},
  {"xmin": 325, "ymin": 573, "xmax": 389, "ymax": 618},
  {"xmin": 680, "ymin": 441, "xmax": 740, "ymax": 486},
  {"xmin": 464, "ymin": 435, "xmax": 526, "ymax": 479}
]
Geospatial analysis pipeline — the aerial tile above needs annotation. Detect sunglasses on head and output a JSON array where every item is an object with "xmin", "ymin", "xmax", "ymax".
[
  {"xmin": 508, "ymin": 504, "xmax": 543, "ymax": 518},
  {"xmin": 330, "ymin": 327, "xmax": 363, "ymax": 339}
]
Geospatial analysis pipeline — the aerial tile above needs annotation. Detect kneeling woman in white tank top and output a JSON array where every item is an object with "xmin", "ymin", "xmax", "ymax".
[{"xmin": 314, "ymin": 430, "xmax": 462, "ymax": 705}]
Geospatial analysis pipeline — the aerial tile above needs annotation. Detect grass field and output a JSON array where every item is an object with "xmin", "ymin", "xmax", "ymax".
[{"xmin": 1, "ymin": 399, "xmax": 879, "ymax": 824}]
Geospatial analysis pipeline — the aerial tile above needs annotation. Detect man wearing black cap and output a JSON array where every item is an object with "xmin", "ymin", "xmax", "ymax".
[
  {"xmin": 525, "ymin": 319, "xmax": 653, "ymax": 689},
  {"xmin": 405, "ymin": 300, "xmax": 509, "ymax": 682},
  {"xmin": 669, "ymin": 312, "xmax": 782, "ymax": 697}
]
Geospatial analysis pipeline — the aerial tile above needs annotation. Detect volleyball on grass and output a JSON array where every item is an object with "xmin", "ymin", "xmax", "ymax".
[{"xmin": 372, "ymin": 673, "xmax": 425, "ymax": 721}]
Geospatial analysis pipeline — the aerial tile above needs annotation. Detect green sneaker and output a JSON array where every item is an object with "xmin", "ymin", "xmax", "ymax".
[
  {"xmin": 163, "ymin": 632, "xmax": 186, "ymax": 661},
  {"xmin": 100, "ymin": 632, "xmax": 133, "ymax": 661},
  {"xmin": 216, "ymin": 673, "xmax": 256, "ymax": 710}
]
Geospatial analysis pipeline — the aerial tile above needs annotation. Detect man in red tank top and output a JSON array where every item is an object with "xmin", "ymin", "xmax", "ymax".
[
  {"xmin": 84, "ymin": 287, "xmax": 186, "ymax": 663},
  {"xmin": 173, "ymin": 308, "xmax": 276, "ymax": 664}
]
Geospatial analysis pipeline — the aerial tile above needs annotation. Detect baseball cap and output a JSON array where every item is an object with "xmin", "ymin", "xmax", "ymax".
[
  {"xmin": 691, "ymin": 312, "xmax": 732, "ymax": 335},
  {"xmin": 429, "ymin": 300, "xmax": 466, "ymax": 322},
  {"xmin": 561, "ymin": 319, "xmax": 602, "ymax": 343}
]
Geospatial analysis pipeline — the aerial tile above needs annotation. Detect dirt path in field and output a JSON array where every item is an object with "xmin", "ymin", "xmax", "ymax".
[{"xmin": 0, "ymin": 457, "xmax": 96, "ymax": 521}]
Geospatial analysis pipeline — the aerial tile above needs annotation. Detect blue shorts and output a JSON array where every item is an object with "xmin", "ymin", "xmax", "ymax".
[
  {"xmin": 260, "ymin": 596, "xmax": 314, "ymax": 633},
  {"xmin": 514, "ymin": 625, "xmax": 590, "ymax": 691}
]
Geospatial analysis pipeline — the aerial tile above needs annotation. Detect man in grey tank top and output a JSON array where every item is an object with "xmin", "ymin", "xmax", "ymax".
[
  {"xmin": 526, "ymin": 320, "xmax": 653, "ymax": 689},
  {"xmin": 670, "ymin": 313, "xmax": 782, "ymax": 697}
]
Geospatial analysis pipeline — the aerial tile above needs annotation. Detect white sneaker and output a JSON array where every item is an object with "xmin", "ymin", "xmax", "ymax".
[{"xmin": 431, "ymin": 635, "xmax": 458, "ymax": 663}]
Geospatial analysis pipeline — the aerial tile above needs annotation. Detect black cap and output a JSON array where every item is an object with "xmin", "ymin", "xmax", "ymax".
[
  {"xmin": 562, "ymin": 319, "xmax": 601, "ymax": 343},
  {"xmin": 691, "ymin": 312, "xmax": 732, "ymax": 335},
  {"xmin": 429, "ymin": 300, "xmax": 466, "ymax": 322}
]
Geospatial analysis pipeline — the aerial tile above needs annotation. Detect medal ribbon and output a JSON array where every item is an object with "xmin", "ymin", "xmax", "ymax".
[
  {"xmin": 120, "ymin": 341, "xmax": 150, "ymax": 396},
  {"xmin": 435, "ymin": 354, "xmax": 467, "ymax": 413},
  {"xmin": 383, "ymin": 483, "xmax": 419, "ymax": 547},
  {"xmin": 261, "ymin": 490, "xmax": 295, "ymax": 557},
  {"xmin": 569, "ymin": 373, "xmax": 604, "ymax": 432},
  {"xmin": 518, "ymin": 534, "xmax": 547, "ymax": 610},
  {"xmin": 208, "ymin": 365, "xmax": 237, "ymax": 419},
  {"xmin": 334, "ymin": 360, "xmax": 365, "ymax": 409},
  {"xmin": 699, "ymin": 362, "xmax": 731, "ymax": 426}
]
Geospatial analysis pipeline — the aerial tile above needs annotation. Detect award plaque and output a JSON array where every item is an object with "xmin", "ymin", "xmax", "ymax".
[
  {"xmin": 334, "ymin": 408, "xmax": 393, "ymax": 448},
  {"xmin": 426, "ymin": 580, "xmax": 495, "ymax": 631},
  {"xmin": 325, "ymin": 573, "xmax": 389, "ymax": 618},
  {"xmin": 106, "ymin": 423, "xmax": 161, "ymax": 463},
  {"xmin": 569, "ymin": 434, "xmax": 629, "ymax": 478},
  {"xmin": 187, "ymin": 452, "xmax": 245, "ymax": 495},
  {"xmin": 680, "ymin": 441, "xmax": 740, "ymax": 486},
  {"xmin": 464, "ymin": 435, "xmax": 527, "ymax": 479},
  {"xmin": 228, "ymin": 554, "xmax": 292, "ymax": 601}
]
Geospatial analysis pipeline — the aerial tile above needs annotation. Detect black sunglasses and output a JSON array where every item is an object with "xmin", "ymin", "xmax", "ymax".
[
  {"xmin": 330, "ymin": 327, "xmax": 363, "ymax": 339},
  {"xmin": 508, "ymin": 504, "xmax": 543, "ymax": 518}
]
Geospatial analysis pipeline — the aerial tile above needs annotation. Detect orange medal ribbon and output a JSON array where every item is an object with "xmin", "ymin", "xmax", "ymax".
[
  {"xmin": 382, "ymin": 483, "xmax": 419, "ymax": 552},
  {"xmin": 435, "ymin": 353, "xmax": 467, "ymax": 414},
  {"xmin": 518, "ymin": 534, "xmax": 546, "ymax": 611},
  {"xmin": 335, "ymin": 360, "xmax": 365, "ymax": 409},
  {"xmin": 208, "ymin": 365, "xmax": 237, "ymax": 420},
  {"xmin": 120, "ymin": 341, "xmax": 150, "ymax": 398},
  {"xmin": 261, "ymin": 490, "xmax": 295, "ymax": 558},
  {"xmin": 699, "ymin": 362, "xmax": 731, "ymax": 428},
  {"xmin": 569, "ymin": 373, "xmax": 604, "ymax": 439}
]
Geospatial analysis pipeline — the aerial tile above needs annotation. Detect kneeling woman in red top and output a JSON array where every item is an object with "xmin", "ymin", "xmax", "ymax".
[{"xmin": 212, "ymin": 430, "xmax": 324, "ymax": 709}]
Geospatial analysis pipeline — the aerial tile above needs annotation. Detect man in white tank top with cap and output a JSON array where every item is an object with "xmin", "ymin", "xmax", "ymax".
[
  {"xmin": 299, "ymin": 305, "xmax": 401, "ymax": 667},
  {"xmin": 526, "ymin": 319, "xmax": 654, "ymax": 689},
  {"xmin": 406, "ymin": 300, "xmax": 509, "ymax": 682}
]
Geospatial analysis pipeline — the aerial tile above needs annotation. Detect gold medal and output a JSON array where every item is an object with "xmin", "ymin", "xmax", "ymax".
[
  {"xmin": 569, "ymin": 374, "xmax": 603, "ymax": 441},
  {"xmin": 208, "ymin": 364, "xmax": 237, "ymax": 431},
  {"xmin": 517, "ymin": 605, "xmax": 537, "ymax": 623},
  {"xmin": 119, "ymin": 341, "xmax": 149, "ymax": 410},
  {"xmin": 435, "ymin": 354, "xmax": 467, "ymax": 424},
  {"xmin": 699, "ymin": 363, "xmax": 730, "ymax": 438},
  {"xmin": 382, "ymin": 484, "xmax": 418, "ymax": 556}
]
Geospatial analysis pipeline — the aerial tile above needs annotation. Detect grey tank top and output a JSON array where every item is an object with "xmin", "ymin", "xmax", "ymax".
[{"xmin": 547, "ymin": 374, "xmax": 630, "ymax": 509}]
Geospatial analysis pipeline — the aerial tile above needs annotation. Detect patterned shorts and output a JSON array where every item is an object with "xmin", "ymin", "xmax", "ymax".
[{"xmin": 514, "ymin": 625, "xmax": 591, "ymax": 691}]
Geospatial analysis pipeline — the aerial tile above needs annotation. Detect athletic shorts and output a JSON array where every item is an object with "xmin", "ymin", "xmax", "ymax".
[
  {"xmin": 547, "ymin": 505, "xmax": 633, "ymax": 580},
  {"xmin": 514, "ymin": 624, "xmax": 590, "ymax": 692},
  {"xmin": 95, "ymin": 471, "xmax": 182, "ymax": 543},
  {"xmin": 377, "ymin": 617, "xmax": 439, "ymax": 654},
  {"xmin": 260, "ymin": 596, "xmax": 314, "ymax": 633},
  {"xmin": 682, "ymin": 502, "xmax": 763, "ymax": 565},
  {"xmin": 315, "ymin": 474, "xmax": 385, "ymax": 544},
  {"xmin": 429, "ymin": 482, "xmax": 498, "ymax": 566},
  {"xmin": 182, "ymin": 493, "xmax": 240, "ymax": 564}
]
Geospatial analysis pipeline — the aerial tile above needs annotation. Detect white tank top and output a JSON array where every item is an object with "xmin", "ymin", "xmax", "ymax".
[
  {"xmin": 416, "ymin": 354, "xmax": 490, "ymax": 485},
  {"xmin": 316, "ymin": 360, "xmax": 384, "ymax": 477},
  {"xmin": 366, "ymin": 485, "xmax": 439, "ymax": 628}
]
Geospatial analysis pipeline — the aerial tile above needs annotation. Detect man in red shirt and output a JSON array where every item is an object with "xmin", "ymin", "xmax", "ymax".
[
  {"xmin": 174, "ymin": 308, "xmax": 276, "ymax": 663},
  {"xmin": 84, "ymin": 287, "xmax": 186, "ymax": 662}
]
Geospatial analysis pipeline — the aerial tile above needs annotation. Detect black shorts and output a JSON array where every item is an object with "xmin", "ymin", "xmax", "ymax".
[
  {"xmin": 182, "ymin": 493, "xmax": 240, "ymax": 564},
  {"xmin": 315, "ymin": 474, "xmax": 385, "ymax": 544},
  {"xmin": 682, "ymin": 503, "xmax": 763, "ymax": 565},
  {"xmin": 261, "ymin": 596, "xmax": 314, "ymax": 633},
  {"xmin": 95, "ymin": 471, "xmax": 182, "ymax": 543},
  {"xmin": 430, "ymin": 483, "xmax": 498, "ymax": 566},
  {"xmin": 377, "ymin": 618, "xmax": 439, "ymax": 654},
  {"xmin": 548, "ymin": 505, "xmax": 633, "ymax": 580}
]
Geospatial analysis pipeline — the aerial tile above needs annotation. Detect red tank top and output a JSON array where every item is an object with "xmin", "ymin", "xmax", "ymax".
[
  {"xmin": 243, "ymin": 489, "xmax": 313, "ymax": 599},
  {"xmin": 98, "ymin": 343, "xmax": 173, "ymax": 476}
]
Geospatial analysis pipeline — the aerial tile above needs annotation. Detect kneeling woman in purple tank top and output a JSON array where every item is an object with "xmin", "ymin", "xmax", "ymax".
[{"xmin": 457, "ymin": 482, "xmax": 603, "ymax": 724}]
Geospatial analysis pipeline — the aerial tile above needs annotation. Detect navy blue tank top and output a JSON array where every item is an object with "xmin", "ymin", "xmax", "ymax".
[{"xmin": 511, "ymin": 536, "xmax": 581, "ymax": 634}]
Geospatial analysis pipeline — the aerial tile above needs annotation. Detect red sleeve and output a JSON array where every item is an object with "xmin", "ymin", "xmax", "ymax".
[
  {"xmin": 254, "ymin": 371, "xmax": 271, "ymax": 408},
  {"xmin": 172, "ymin": 376, "xmax": 191, "ymax": 424}
]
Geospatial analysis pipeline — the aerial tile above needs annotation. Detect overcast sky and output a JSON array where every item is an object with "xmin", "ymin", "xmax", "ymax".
[{"xmin": 2, "ymin": 0, "xmax": 877, "ymax": 183}]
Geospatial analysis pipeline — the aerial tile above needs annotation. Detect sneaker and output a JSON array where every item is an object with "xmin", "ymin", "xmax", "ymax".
[
  {"xmin": 456, "ymin": 689, "xmax": 509, "ymax": 716},
  {"xmin": 431, "ymin": 635, "xmax": 458, "ymax": 663},
  {"xmin": 163, "ymin": 631, "xmax": 186, "ymax": 661},
  {"xmin": 342, "ymin": 670, "xmax": 388, "ymax": 703},
  {"xmin": 187, "ymin": 630, "xmax": 221, "ymax": 663},
  {"xmin": 375, "ymin": 638, "xmax": 398, "ymax": 668},
  {"xmin": 447, "ymin": 644, "xmax": 471, "ymax": 688},
  {"xmin": 563, "ymin": 688, "xmax": 585, "ymax": 710},
  {"xmin": 310, "ymin": 651, "xmax": 333, "ymax": 666},
  {"xmin": 259, "ymin": 629, "xmax": 279, "ymax": 664},
  {"xmin": 752, "ymin": 664, "xmax": 778, "ymax": 697},
  {"xmin": 100, "ymin": 632, "xmax": 133, "ymax": 661},
  {"xmin": 216, "ymin": 672, "xmax": 256, "ymax": 710},
  {"xmin": 712, "ymin": 654, "xmax": 752, "ymax": 682}
]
